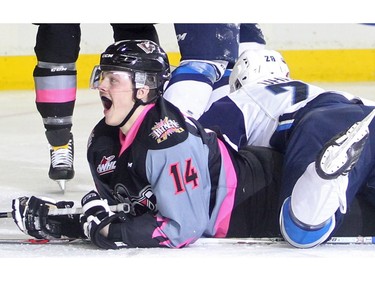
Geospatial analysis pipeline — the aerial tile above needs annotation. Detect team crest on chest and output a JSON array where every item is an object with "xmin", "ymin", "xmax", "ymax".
[
  {"xmin": 149, "ymin": 117, "xmax": 184, "ymax": 143},
  {"xmin": 97, "ymin": 155, "xmax": 117, "ymax": 175}
]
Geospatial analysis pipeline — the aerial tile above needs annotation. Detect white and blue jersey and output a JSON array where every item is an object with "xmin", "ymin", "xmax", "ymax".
[{"xmin": 199, "ymin": 77, "xmax": 365, "ymax": 149}]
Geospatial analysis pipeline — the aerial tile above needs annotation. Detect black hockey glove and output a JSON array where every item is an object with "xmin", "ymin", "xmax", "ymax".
[
  {"xmin": 80, "ymin": 190, "xmax": 127, "ymax": 249},
  {"xmin": 12, "ymin": 196, "xmax": 85, "ymax": 239}
]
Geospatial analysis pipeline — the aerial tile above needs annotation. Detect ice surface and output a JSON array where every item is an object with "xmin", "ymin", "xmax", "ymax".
[{"xmin": 1, "ymin": 84, "xmax": 375, "ymax": 279}]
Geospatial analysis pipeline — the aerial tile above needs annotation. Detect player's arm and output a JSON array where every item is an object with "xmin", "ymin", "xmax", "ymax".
[{"xmin": 80, "ymin": 189, "xmax": 205, "ymax": 249}]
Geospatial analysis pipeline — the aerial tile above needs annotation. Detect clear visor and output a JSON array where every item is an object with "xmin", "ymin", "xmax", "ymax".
[
  {"xmin": 90, "ymin": 65, "xmax": 158, "ymax": 90},
  {"xmin": 89, "ymin": 65, "xmax": 134, "ymax": 89}
]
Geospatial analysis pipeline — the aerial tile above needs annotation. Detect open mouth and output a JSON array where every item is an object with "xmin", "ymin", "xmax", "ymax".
[{"xmin": 101, "ymin": 96, "xmax": 112, "ymax": 110}]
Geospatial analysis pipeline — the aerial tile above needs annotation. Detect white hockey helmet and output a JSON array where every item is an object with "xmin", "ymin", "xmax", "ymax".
[{"xmin": 229, "ymin": 49, "xmax": 290, "ymax": 93}]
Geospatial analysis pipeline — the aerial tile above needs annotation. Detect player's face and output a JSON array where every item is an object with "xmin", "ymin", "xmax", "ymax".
[{"xmin": 97, "ymin": 71, "xmax": 135, "ymax": 126}]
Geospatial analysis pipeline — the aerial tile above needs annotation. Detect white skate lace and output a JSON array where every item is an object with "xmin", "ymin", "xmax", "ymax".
[{"xmin": 50, "ymin": 140, "xmax": 73, "ymax": 168}]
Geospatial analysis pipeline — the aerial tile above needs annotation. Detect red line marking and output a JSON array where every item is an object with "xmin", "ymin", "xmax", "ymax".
[{"xmin": 28, "ymin": 239, "xmax": 50, "ymax": 244}]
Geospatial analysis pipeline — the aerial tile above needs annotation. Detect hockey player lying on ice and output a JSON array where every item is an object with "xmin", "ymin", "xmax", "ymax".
[{"xmin": 170, "ymin": 34, "xmax": 375, "ymax": 248}]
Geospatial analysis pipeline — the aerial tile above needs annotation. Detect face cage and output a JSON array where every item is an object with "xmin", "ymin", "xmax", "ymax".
[
  {"xmin": 229, "ymin": 76, "xmax": 243, "ymax": 93},
  {"xmin": 90, "ymin": 65, "xmax": 160, "ymax": 90}
]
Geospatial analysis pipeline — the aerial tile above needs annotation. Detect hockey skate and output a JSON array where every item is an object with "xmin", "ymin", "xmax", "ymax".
[
  {"xmin": 48, "ymin": 133, "xmax": 75, "ymax": 192},
  {"xmin": 316, "ymin": 109, "xmax": 375, "ymax": 180}
]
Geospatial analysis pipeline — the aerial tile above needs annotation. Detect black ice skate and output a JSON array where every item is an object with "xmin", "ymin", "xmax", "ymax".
[
  {"xmin": 316, "ymin": 109, "xmax": 375, "ymax": 180},
  {"xmin": 48, "ymin": 134, "xmax": 75, "ymax": 192}
]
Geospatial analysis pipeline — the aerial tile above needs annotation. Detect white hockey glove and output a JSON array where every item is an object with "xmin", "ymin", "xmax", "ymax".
[
  {"xmin": 11, "ymin": 196, "xmax": 84, "ymax": 239},
  {"xmin": 80, "ymin": 190, "xmax": 127, "ymax": 249}
]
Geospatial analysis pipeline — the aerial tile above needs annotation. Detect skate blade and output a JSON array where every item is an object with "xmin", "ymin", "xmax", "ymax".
[
  {"xmin": 55, "ymin": 180, "xmax": 67, "ymax": 193},
  {"xmin": 319, "ymin": 109, "xmax": 375, "ymax": 176},
  {"xmin": 329, "ymin": 108, "xmax": 375, "ymax": 162}
]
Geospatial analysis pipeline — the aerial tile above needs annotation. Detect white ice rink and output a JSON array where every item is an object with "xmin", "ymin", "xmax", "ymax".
[{"xmin": 1, "ymin": 83, "xmax": 375, "ymax": 280}]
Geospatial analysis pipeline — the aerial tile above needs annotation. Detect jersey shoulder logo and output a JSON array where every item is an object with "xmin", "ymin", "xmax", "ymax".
[{"xmin": 149, "ymin": 117, "xmax": 185, "ymax": 143}]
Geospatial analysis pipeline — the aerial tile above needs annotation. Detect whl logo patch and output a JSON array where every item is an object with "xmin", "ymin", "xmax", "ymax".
[{"xmin": 97, "ymin": 155, "xmax": 116, "ymax": 175}]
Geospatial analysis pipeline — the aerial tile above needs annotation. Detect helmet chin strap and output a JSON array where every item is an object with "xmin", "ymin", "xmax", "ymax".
[
  {"xmin": 116, "ymin": 99, "xmax": 143, "ymax": 128},
  {"xmin": 115, "ymin": 88, "xmax": 159, "ymax": 128}
]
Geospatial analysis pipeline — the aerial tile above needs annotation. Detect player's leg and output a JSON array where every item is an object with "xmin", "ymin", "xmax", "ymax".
[
  {"xmin": 239, "ymin": 23, "xmax": 266, "ymax": 55},
  {"xmin": 205, "ymin": 24, "xmax": 266, "ymax": 112},
  {"xmin": 164, "ymin": 24, "xmax": 239, "ymax": 119},
  {"xmin": 110, "ymin": 24, "xmax": 159, "ymax": 44},
  {"xmin": 33, "ymin": 24, "xmax": 80, "ymax": 191},
  {"xmin": 279, "ymin": 105, "xmax": 375, "ymax": 248},
  {"xmin": 227, "ymin": 146, "xmax": 283, "ymax": 238}
]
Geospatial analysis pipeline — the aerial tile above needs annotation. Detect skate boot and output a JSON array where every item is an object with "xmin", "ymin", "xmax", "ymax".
[
  {"xmin": 316, "ymin": 109, "xmax": 375, "ymax": 180},
  {"xmin": 48, "ymin": 133, "xmax": 75, "ymax": 192}
]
